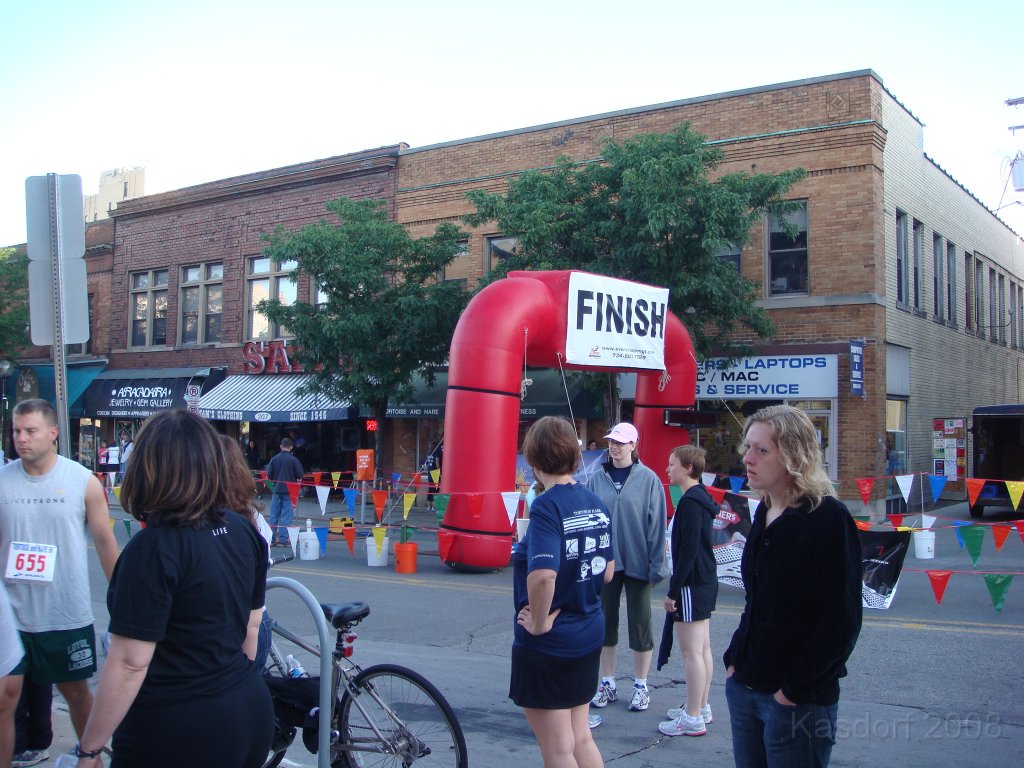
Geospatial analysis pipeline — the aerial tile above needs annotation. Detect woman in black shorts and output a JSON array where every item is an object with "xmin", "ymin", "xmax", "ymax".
[
  {"xmin": 510, "ymin": 416, "xmax": 614, "ymax": 767},
  {"xmin": 659, "ymin": 444, "xmax": 719, "ymax": 737}
]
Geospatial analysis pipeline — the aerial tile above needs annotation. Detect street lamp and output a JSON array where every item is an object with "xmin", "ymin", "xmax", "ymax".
[{"xmin": 0, "ymin": 359, "xmax": 12, "ymax": 463}]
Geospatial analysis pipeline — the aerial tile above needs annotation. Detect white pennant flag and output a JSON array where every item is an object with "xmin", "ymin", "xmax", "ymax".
[
  {"xmin": 920, "ymin": 514, "xmax": 936, "ymax": 530},
  {"xmin": 315, "ymin": 485, "xmax": 330, "ymax": 515},
  {"xmin": 701, "ymin": 472, "xmax": 717, "ymax": 487},
  {"xmin": 895, "ymin": 474, "xmax": 914, "ymax": 504},
  {"xmin": 747, "ymin": 497, "xmax": 760, "ymax": 523},
  {"xmin": 287, "ymin": 526, "xmax": 301, "ymax": 557},
  {"xmin": 500, "ymin": 491, "xmax": 521, "ymax": 528},
  {"xmin": 108, "ymin": 471, "xmax": 117, "ymax": 486}
]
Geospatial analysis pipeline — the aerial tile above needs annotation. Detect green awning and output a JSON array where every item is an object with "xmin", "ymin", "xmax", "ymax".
[{"xmin": 12, "ymin": 362, "xmax": 108, "ymax": 418}]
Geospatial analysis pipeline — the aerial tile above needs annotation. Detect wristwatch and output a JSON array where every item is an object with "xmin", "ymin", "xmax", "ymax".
[{"xmin": 72, "ymin": 743, "xmax": 105, "ymax": 759}]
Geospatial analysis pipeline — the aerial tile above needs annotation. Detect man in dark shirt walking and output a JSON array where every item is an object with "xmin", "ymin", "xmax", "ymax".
[{"xmin": 265, "ymin": 438, "xmax": 305, "ymax": 546}]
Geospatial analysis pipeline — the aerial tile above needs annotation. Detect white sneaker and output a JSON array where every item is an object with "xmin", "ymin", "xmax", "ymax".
[
  {"xmin": 658, "ymin": 711, "xmax": 707, "ymax": 737},
  {"xmin": 628, "ymin": 683, "xmax": 650, "ymax": 711},
  {"xmin": 588, "ymin": 713, "xmax": 602, "ymax": 729},
  {"xmin": 591, "ymin": 681, "xmax": 618, "ymax": 707},
  {"xmin": 666, "ymin": 703, "xmax": 713, "ymax": 724}
]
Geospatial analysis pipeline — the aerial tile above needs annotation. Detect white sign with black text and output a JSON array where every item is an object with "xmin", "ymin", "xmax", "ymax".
[{"xmin": 565, "ymin": 273, "xmax": 669, "ymax": 370}]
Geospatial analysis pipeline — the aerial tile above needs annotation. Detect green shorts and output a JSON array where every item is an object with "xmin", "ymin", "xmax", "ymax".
[{"xmin": 11, "ymin": 626, "xmax": 97, "ymax": 683}]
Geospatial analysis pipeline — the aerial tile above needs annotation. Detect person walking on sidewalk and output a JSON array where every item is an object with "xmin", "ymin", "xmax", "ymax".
[
  {"xmin": 265, "ymin": 438, "xmax": 304, "ymax": 547},
  {"xmin": 724, "ymin": 405, "xmax": 862, "ymax": 767},
  {"xmin": 586, "ymin": 422, "xmax": 667, "ymax": 714},
  {"xmin": 0, "ymin": 399, "xmax": 120, "ymax": 748},
  {"xmin": 657, "ymin": 445, "xmax": 719, "ymax": 738}
]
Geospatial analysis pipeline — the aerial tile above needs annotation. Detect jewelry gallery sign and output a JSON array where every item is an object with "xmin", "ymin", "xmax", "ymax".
[{"xmin": 565, "ymin": 273, "xmax": 669, "ymax": 370}]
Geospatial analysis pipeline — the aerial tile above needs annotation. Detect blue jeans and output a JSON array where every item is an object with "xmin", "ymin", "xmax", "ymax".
[
  {"xmin": 254, "ymin": 609, "xmax": 272, "ymax": 670},
  {"xmin": 726, "ymin": 676, "xmax": 837, "ymax": 768},
  {"xmin": 268, "ymin": 494, "xmax": 294, "ymax": 543}
]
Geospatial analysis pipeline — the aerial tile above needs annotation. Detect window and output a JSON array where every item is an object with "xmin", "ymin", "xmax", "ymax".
[
  {"xmin": 130, "ymin": 270, "xmax": 168, "ymax": 347},
  {"xmin": 912, "ymin": 219, "xmax": 923, "ymax": 310},
  {"xmin": 895, "ymin": 211, "xmax": 909, "ymax": 305},
  {"xmin": 975, "ymin": 259, "xmax": 985, "ymax": 334},
  {"xmin": 1011, "ymin": 283, "xmax": 1018, "ymax": 349},
  {"xmin": 946, "ymin": 241, "xmax": 957, "ymax": 325},
  {"xmin": 714, "ymin": 242, "xmax": 742, "ymax": 271},
  {"xmin": 484, "ymin": 236, "xmax": 517, "ymax": 275},
  {"xmin": 441, "ymin": 240, "xmax": 471, "ymax": 287},
  {"xmin": 247, "ymin": 256, "xmax": 296, "ymax": 340},
  {"xmin": 179, "ymin": 263, "xmax": 223, "ymax": 345},
  {"xmin": 69, "ymin": 294, "xmax": 94, "ymax": 355},
  {"xmin": 988, "ymin": 267, "xmax": 997, "ymax": 340},
  {"xmin": 964, "ymin": 253, "xmax": 974, "ymax": 330},
  {"xmin": 998, "ymin": 273, "xmax": 1006, "ymax": 343},
  {"xmin": 767, "ymin": 202, "xmax": 808, "ymax": 296},
  {"xmin": 932, "ymin": 234, "xmax": 944, "ymax": 320}
]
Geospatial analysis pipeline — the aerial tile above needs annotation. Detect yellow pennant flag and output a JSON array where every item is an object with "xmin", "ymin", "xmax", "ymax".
[
  {"xmin": 112, "ymin": 487, "xmax": 122, "ymax": 502},
  {"xmin": 403, "ymin": 493, "xmax": 415, "ymax": 519},
  {"xmin": 430, "ymin": 469, "xmax": 440, "ymax": 485},
  {"xmin": 372, "ymin": 525, "xmax": 387, "ymax": 555},
  {"xmin": 1005, "ymin": 481, "xmax": 1024, "ymax": 511},
  {"xmin": 109, "ymin": 518, "xmax": 115, "ymax": 531},
  {"xmin": 331, "ymin": 471, "xmax": 342, "ymax": 489}
]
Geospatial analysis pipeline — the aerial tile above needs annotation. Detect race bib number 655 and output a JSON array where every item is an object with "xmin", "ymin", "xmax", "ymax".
[{"xmin": 5, "ymin": 541, "xmax": 58, "ymax": 583}]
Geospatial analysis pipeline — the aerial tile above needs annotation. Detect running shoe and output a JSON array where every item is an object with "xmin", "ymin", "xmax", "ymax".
[
  {"xmin": 666, "ymin": 703, "xmax": 713, "ymax": 724},
  {"xmin": 658, "ymin": 711, "xmax": 707, "ymax": 737},
  {"xmin": 12, "ymin": 750, "xmax": 49, "ymax": 768},
  {"xmin": 628, "ymin": 683, "xmax": 650, "ymax": 711},
  {"xmin": 588, "ymin": 713, "xmax": 602, "ymax": 729},
  {"xmin": 591, "ymin": 681, "xmax": 618, "ymax": 707}
]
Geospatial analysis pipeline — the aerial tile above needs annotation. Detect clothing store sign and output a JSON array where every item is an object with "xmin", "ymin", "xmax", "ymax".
[
  {"xmin": 565, "ymin": 273, "xmax": 668, "ymax": 370},
  {"xmin": 695, "ymin": 355, "xmax": 838, "ymax": 399}
]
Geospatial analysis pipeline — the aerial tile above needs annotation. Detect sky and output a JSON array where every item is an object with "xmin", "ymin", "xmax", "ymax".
[{"xmin": 2, "ymin": 0, "xmax": 1022, "ymax": 247}]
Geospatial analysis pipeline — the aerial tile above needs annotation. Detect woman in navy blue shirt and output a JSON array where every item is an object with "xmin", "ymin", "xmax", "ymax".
[{"xmin": 510, "ymin": 417, "xmax": 614, "ymax": 768}]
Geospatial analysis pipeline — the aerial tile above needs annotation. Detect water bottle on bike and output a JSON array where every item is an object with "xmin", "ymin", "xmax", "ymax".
[{"xmin": 285, "ymin": 654, "xmax": 308, "ymax": 678}]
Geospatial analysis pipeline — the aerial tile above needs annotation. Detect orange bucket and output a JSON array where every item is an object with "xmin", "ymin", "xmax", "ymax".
[{"xmin": 394, "ymin": 542, "xmax": 418, "ymax": 574}]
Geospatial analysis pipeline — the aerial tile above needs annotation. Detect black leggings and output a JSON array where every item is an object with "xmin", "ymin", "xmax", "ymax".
[{"xmin": 112, "ymin": 672, "xmax": 273, "ymax": 768}]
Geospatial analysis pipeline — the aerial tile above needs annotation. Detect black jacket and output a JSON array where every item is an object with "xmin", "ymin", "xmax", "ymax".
[
  {"xmin": 666, "ymin": 484, "xmax": 718, "ymax": 602},
  {"xmin": 723, "ymin": 495, "xmax": 862, "ymax": 705}
]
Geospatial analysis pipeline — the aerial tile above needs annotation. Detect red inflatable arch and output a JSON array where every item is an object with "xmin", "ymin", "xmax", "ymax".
[{"xmin": 438, "ymin": 270, "xmax": 698, "ymax": 570}]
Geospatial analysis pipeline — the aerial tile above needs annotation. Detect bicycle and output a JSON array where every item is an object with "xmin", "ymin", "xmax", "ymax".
[{"xmin": 261, "ymin": 575, "xmax": 467, "ymax": 768}]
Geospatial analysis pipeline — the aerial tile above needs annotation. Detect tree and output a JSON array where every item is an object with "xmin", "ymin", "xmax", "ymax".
[
  {"xmin": 0, "ymin": 247, "xmax": 30, "ymax": 360},
  {"xmin": 464, "ymin": 122, "xmax": 805, "ymax": 359},
  {"xmin": 258, "ymin": 197, "xmax": 470, "ymax": 469}
]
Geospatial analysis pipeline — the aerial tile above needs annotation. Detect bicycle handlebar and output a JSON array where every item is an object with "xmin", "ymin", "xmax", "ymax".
[{"xmin": 270, "ymin": 553, "xmax": 294, "ymax": 567}]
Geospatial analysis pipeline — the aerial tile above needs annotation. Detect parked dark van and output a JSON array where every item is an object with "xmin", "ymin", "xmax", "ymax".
[{"xmin": 971, "ymin": 404, "xmax": 1024, "ymax": 518}]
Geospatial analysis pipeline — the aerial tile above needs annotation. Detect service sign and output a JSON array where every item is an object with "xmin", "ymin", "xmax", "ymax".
[
  {"xmin": 565, "ymin": 273, "xmax": 668, "ymax": 370},
  {"xmin": 696, "ymin": 355, "xmax": 838, "ymax": 399}
]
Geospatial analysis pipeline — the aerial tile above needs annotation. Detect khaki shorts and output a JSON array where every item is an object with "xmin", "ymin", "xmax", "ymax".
[{"xmin": 11, "ymin": 626, "xmax": 97, "ymax": 683}]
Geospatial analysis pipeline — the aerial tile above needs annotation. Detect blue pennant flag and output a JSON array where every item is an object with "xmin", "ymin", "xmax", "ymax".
[{"xmin": 928, "ymin": 475, "xmax": 948, "ymax": 504}]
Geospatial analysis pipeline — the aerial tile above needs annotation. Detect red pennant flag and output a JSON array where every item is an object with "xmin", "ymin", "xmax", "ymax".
[
  {"xmin": 965, "ymin": 478, "xmax": 986, "ymax": 507},
  {"xmin": 343, "ymin": 526, "xmax": 356, "ymax": 556},
  {"xmin": 887, "ymin": 514, "xmax": 904, "ymax": 529},
  {"xmin": 854, "ymin": 519, "xmax": 872, "ymax": 531},
  {"xmin": 706, "ymin": 485, "xmax": 726, "ymax": 504},
  {"xmin": 467, "ymin": 493, "xmax": 484, "ymax": 518},
  {"xmin": 312, "ymin": 471, "xmax": 323, "ymax": 485},
  {"xmin": 285, "ymin": 481, "xmax": 300, "ymax": 508},
  {"xmin": 259, "ymin": 470, "xmax": 268, "ymax": 481},
  {"xmin": 437, "ymin": 530, "xmax": 454, "ymax": 562},
  {"xmin": 927, "ymin": 570, "xmax": 952, "ymax": 605},
  {"xmin": 855, "ymin": 477, "xmax": 875, "ymax": 505},
  {"xmin": 1014, "ymin": 520, "xmax": 1024, "ymax": 545},
  {"xmin": 992, "ymin": 524, "xmax": 1012, "ymax": 553},
  {"xmin": 372, "ymin": 490, "xmax": 388, "ymax": 522}
]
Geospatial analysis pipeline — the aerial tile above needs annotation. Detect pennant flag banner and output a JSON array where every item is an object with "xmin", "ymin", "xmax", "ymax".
[
  {"xmin": 342, "ymin": 526, "xmax": 356, "ymax": 556},
  {"xmin": 992, "ymin": 524, "xmax": 1011, "ymax": 553},
  {"xmin": 1015, "ymin": 520, "xmax": 1024, "ymax": 545},
  {"xmin": 403, "ymin": 493, "xmax": 415, "ymax": 519},
  {"xmin": 887, "ymin": 514, "xmax": 904, "ymax": 529},
  {"xmin": 314, "ymin": 527, "xmax": 328, "ymax": 556},
  {"xmin": 372, "ymin": 526, "xmax": 387, "ymax": 555},
  {"xmin": 312, "ymin": 471, "xmax": 323, "ymax": 486},
  {"xmin": 315, "ymin": 485, "xmax": 330, "ymax": 515},
  {"xmin": 372, "ymin": 490, "xmax": 388, "ymax": 522},
  {"xmin": 287, "ymin": 526, "xmax": 301, "ymax": 557},
  {"xmin": 109, "ymin": 518, "xmax": 115, "ymax": 531},
  {"xmin": 701, "ymin": 472, "xmax": 717, "ymax": 488},
  {"xmin": 983, "ymin": 574, "xmax": 1013, "ymax": 613},
  {"xmin": 927, "ymin": 570, "xmax": 952, "ymax": 604},
  {"xmin": 430, "ymin": 469, "xmax": 440, "ymax": 485},
  {"xmin": 1006, "ymin": 481, "xmax": 1024, "ymax": 511},
  {"xmin": 747, "ymin": 497, "xmax": 760, "ymax": 522},
  {"xmin": 285, "ymin": 482, "xmax": 300, "ymax": 508},
  {"xmin": 437, "ymin": 528, "xmax": 455, "ymax": 562},
  {"xmin": 728, "ymin": 476, "xmax": 745, "ymax": 494},
  {"xmin": 434, "ymin": 494, "xmax": 450, "ymax": 521},
  {"xmin": 331, "ymin": 472, "xmax": 342, "ymax": 489},
  {"xmin": 122, "ymin": 519, "xmax": 131, "ymax": 537},
  {"xmin": 706, "ymin": 485, "xmax": 726, "ymax": 504},
  {"xmin": 108, "ymin": 471, "xmax": 117, "ymax": 486},
  {"xmin": 928, "ymin": 474, "xmax": 948, "ymax": 503},
  {"xmin": 391, "ymin": 472, "xmax": 402, "ymax": 487},
  {"xmin": 953, "ymin": 520, "xmax": 971, "ymax": 549},
  {"xmin": 669, "ymin": 485, "xmax": 682, "ymax": 508},
  {"xmin": 965, "ymin": 477, "xmax": 986, "ymax": 507},
  {"xmin": 343, "ymin": 488, "xmax": 357, "ymax": 515},
  {"xmin": 855, "ymin": 477, "xmax": 875, "ymax": 505},
  {"xmin": 500, "ymin": 491, "xmax": 521, "ymax": 527},
  {"xmin": 112, "ymin": 487, "xmax": 122, "ymax": 502},
  {"xmin": 920, "ymin": 514, "xmax": 936, "ymax": 530},
  {"xmin": 960, "ymin": 525, "xmax": 986, "ymax": 567},
  {"xmin": 895, "ymin": 474, "xmax": 914, "ymax": 503}
]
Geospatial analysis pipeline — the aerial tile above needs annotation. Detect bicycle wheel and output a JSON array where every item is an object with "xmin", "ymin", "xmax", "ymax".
[{"xmin": 335, "ymin": 663, "xmax": 467, "ymax": 768}]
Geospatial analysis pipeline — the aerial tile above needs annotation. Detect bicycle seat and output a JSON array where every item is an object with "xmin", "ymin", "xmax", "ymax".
[{"xmin": 320, "ymin": 601, "xmax": 370, "ymax": 629}]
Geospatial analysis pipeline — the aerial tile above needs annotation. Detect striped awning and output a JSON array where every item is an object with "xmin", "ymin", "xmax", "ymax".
[{"xmin": 199, "ymin": 374, "xmax": 356, "ymax": 422}]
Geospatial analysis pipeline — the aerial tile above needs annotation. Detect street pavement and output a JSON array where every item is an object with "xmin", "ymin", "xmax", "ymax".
[{"xmin": 46, "ymin": 495, "xmax": 1024, "ymax": 766}]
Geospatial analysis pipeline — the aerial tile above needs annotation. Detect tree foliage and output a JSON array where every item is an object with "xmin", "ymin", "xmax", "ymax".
[
  {"xmin": 258, "ymin": 198, "xmax": 470, "ymax": 465},
  {"xmin": 464, "ymin": 122, "xmax": 805, "ymax": 358},
  {"xmin": 0, "ymin": 247, "xmax": 30, "ymax": 360}
]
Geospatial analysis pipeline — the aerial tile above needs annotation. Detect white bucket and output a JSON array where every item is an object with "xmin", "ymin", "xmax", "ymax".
[
  {"xmin": 366, "ymin": 537, "xmax": 390, "ymax": 567},
  {"xmin": 298, "ymin": 531, "xmax": 320, "ymax": 561},
  {"xmin": 913, "ymin": 530, "xmax": 935, "ymax": 559}
]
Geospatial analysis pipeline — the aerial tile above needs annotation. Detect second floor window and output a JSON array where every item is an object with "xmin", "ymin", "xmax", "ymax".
[
  {"xmin": 441, "ymin": 240, "xmax": 471, "ymax": 287},
  {"xmin": 484, "ymin": 236, "xmax": 517, "ymax": 275},
  {"xmin": 130, "ymin": 269, "xmax": 168, "ymax": 347},
  {"xmin": 767, "ymin": 202, "xmax": 808, "ymax": 296},
  {"xmin": 714, "ymin": 243, "xmax": 742, "ymax": 271},
  {"xmin": 247, "ymin": 256, "xmax": 296, "ymax": 340},
  {"xmin": 180, "ymin": 263, "xmax": 223, "ymax": 344},
  {"xmin": 895, "ymin": 211, "xmax": 909, "ymax": 305}
]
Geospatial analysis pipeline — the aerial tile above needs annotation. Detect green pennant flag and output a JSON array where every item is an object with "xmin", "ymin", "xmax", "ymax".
[
  {"xmin": 434, "ymin": 493, "xmax": 450, "ymax": 523},
  {"xmin": 983, "ymin": 574, "xmax": 1013, "ymax": 613},
  {"xmin": 961, "ymin": 525, "xmax": 987, "ymax": 567},
  {"xmin": 669, "ymin": 485, "xmax": 682, "ymax": 507},
  {"xmin": 264, "ymin": 479, "xmax": 276, "ymax": 493},
  {"xmin": 123, "ymin": 519, "xmax": 132, "ymax": 537}
]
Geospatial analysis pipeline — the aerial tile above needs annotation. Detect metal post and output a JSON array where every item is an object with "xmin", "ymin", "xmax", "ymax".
[
  {"xmin": 45, "ymin": 174, "xmax": 72, "ymax": 457},
  {"xmin": 0, "ymin": 360, "xmax": 10, "ymax": 462}
]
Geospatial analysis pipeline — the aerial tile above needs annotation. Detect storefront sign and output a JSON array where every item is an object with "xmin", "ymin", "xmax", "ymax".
[
  {"xmin": 695, "ymin": 355, "xmax": 838, "ymax": 399},
  {"xmin": 565, "ymin": 273, "xmax": 668, "ymax": 370},
  {"xmin": 850, "ymin": 339, "xmax": 865, "ymax": 398},
  {"xmin": 242, "ymin": 340, "xmax": 305, "ymax": 374}
]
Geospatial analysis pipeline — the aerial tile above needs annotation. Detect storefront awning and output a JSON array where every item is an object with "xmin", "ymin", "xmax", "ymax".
[
  {"xmin": 199, "ymin": 374, "xmax": 357, "ymax": 422},
  {"xmin": 385, "ymin": 369, "xmax": 605, "ymax": 420},
  {"xmin": 12, "ymin": 361, "xmax": 108, "ymax": 418},
  {"xmin": 83, "ymin": 367, "xmax": 227, "ymax": 419}
]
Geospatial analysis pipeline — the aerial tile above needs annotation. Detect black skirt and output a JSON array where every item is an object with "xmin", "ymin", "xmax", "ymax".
[{"xmin": 509, "ymin": 645, "xmax": 601, "ymax": 709}]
